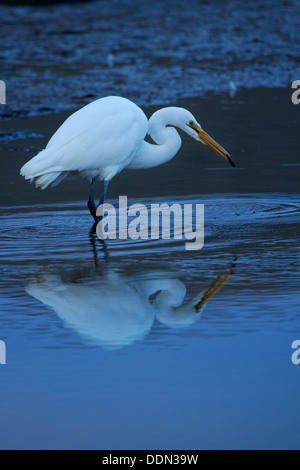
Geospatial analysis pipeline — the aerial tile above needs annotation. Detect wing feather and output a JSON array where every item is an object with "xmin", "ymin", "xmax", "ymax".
[{"xmin": 47, "ymin": 96, "xmax": 148, "ymax": 174}]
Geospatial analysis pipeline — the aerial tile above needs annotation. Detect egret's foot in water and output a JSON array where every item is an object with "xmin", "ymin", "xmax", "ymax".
[
  {"xmin": 89, "ymin": 215, "xmax": 104, "ymax": 238},
  {"xmin": 88, "ymin": 178, "xmax": 98, "ymax": 224},
  {"xmin": 88, "ymin": 200, "xmax": 98, "ymax": 224},
  {"xmin": 89, "ymin": 222, "xmax": 97, "ymax": 237}
]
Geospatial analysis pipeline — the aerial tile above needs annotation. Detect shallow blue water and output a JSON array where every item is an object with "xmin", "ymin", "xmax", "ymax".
[{"xmin": 0, "ymin": 193, "xmax": 299, "ymax": 449}]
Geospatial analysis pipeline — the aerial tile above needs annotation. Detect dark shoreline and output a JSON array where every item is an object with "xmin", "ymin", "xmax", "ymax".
[{"xmin": 1, "ymin": 0, "xmax": 299, "ymax": 119}]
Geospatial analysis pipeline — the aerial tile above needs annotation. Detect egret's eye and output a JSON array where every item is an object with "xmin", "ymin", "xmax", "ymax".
[{"xmin": 188, "ymin": 120, "xmax": 198, "ymax": 132}]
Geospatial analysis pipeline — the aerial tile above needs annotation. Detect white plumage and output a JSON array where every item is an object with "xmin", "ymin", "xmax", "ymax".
[{"xmin": 21, "ymin": 96, "xmax": 148, "ymax": 189}]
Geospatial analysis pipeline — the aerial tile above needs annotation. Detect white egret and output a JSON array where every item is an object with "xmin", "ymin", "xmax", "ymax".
[{"xmin": 20, "ymin": 96, "xmax": 234, "ymax": 223}]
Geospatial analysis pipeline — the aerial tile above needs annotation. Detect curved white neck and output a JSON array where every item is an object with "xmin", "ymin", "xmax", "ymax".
[{"xmin": 126, "ymin": 108, "xmax": 182, "ymax": 170}]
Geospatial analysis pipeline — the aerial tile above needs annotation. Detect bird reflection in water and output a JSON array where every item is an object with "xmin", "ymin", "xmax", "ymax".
[{"xmin": 26, "ymin": 237, "xmax": 234, "ymax": 349}]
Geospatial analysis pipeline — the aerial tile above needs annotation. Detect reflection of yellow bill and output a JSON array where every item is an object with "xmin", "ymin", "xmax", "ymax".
[{"xmin": 194, "ymin": 269, "xmax": 232, "ymax": 312}]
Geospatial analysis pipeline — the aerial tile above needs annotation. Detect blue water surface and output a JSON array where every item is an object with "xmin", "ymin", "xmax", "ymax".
[{"xmin": 0, "ymin": 194, "xmax": 299, "ymax": 449}]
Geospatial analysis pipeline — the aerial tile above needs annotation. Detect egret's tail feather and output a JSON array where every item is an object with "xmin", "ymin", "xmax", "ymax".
[
  {"xmin": 51, "ymin": 172, "xmax": 69, "ymax": 187},
  {"xmin": 34, "ymin": 172, "xmax": 64, "ymax": 190},
  {"xmin": 20, "ymin": 147, "xmax": 66, "ymax": 190}
]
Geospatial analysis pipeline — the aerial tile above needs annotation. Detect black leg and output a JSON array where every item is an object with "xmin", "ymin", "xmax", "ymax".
[
  {"xmin": 88, "ymin": 178, "xmax": 98, "ymax": 224},
  {"xmin": 96, "ymin": 180, "xmax": 109, "ymax": 222},
  {"xmin": 88, "ymin": 180, "xmax": 110, "ymax": 225},
  {"xmin": 98, "ymin": 180, "xmax": 109, "ymax": 207}
]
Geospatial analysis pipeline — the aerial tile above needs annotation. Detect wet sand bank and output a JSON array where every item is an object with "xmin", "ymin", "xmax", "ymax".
[{"xmin": 1, "ymin": 0, "xmax": 299, "ymax": 118}]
